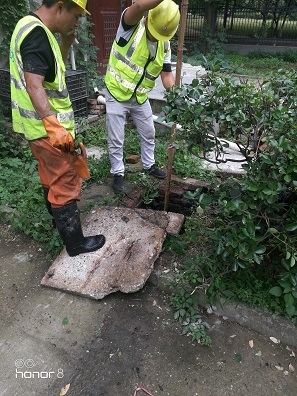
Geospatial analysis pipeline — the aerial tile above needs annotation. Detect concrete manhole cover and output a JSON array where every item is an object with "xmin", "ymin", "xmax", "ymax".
[{"xmin": 41, "ymin": 206, "xmax": 184, "ymax": 299}]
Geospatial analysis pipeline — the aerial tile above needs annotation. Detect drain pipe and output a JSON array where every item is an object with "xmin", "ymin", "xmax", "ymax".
[
  {"xmin": 97, "ymin": 95, "xmax": 106, "ymax": 105},
  {"xmin": 70, "ymin": 38, "xmax": 79, "ymax": 70},
  {"xmin": 164, "ymin": 0, "xmax": 188, "ymax": 212}
]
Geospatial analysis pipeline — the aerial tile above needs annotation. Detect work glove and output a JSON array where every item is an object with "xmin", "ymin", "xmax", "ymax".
[
  {"xmin": 42, "ymin": 114, "xmax": 75, "ymax": 152},
  {"xmin": 63, "ymin": 142, "xmax": 90, "ymax": 180}
]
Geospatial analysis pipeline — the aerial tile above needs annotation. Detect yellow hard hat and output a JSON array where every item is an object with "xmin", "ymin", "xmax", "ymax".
[
  {"xmin": 71, "ymin": 0, "xmax": 90, "ymax": 15},
  {"xmin": 147, "ymin": 0, "xmax": 180, "ymax": 42}
]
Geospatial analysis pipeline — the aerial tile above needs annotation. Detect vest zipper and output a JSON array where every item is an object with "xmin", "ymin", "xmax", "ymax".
[{"xmin": 134, "ymin": 56, "xmax": 152, "ymax": 94}]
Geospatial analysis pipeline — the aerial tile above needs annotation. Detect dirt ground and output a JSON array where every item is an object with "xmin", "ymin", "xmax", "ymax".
[
  {"xmin": 51, "ymin": 289, "xmax": 297, "ymax": 396},
  {"xmin": 0, "ymin": 183, "xmax": 297, "ymax": 396}
]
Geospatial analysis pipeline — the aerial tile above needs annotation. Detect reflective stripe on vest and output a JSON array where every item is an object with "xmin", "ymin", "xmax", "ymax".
[
  {"xmin": 105, "ymin": 18, "xmax": 169, "ymax": 104},
  {"xmin": 9, "ymin": 15, "xmax": 74, "ymax": 140}
]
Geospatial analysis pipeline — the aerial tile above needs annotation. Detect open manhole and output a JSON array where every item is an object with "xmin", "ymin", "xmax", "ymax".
[{"xmin": 121, "ymin": 175, "xmax": 211, "ymax": 217}]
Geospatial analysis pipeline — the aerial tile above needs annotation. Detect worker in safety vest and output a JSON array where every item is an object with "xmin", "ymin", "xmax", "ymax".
[
  {"xmin": 9, "ymin": 0, "xmax": 105, "ymax": 257},
  {"xmin": 105, "ymin": 0, "xmax": 180, "ymax": 193}
]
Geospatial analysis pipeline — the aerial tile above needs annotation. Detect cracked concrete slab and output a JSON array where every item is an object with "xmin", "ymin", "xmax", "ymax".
[{"xmin": 41, "ymin": 207, "xmax": 184, "ymax": 300}]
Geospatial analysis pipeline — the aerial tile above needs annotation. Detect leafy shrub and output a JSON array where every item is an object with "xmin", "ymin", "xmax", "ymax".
[
  {"xmin": 0, "ymin": 156, "xmax": 60, "ymax": 252},
  {"xmin": 164, "ymin": 67, "xmax": 297, "ymax": 323},
  {"xmin": 0, "ymin": 2, "xmax": 30, "ymax": 64}
]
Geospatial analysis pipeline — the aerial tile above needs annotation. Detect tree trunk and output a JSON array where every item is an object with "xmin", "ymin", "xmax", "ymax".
[{"xmin": 203, "ymin": 1, "xmax": 218, "ymax": 53}]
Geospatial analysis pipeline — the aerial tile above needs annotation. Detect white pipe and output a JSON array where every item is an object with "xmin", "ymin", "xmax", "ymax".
[
  {"xmin": 152, "ymin": 115, "xmax": 182, "ymax": 130},
  {"xmin": 97, "ymin": 95, "xmax": 106, "ymax": 104},
  {"xmin": 70, "ymin": 45, "xmax": 76, "ymax": 70}
]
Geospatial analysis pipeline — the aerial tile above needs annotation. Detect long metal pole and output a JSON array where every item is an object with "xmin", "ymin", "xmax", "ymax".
[{"xmin": 164, "ymin": 0, "xmax": 188, "ymax": 211}]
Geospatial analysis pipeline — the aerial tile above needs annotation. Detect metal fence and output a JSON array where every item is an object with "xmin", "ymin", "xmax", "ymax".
[{"xmin": 183, "ymin": 3, "xmax": 297, "ymax": 47}]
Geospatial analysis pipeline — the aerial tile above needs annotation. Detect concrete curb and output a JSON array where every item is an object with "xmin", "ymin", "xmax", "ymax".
[{"xmin": 149, "ymin": 267, "xmax": 297, "ymax": 349}]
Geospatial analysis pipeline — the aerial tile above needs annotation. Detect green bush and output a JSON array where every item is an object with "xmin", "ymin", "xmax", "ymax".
[{"xmin": 164, "ymin": 67, "xmax": 297, "ymax": 323}]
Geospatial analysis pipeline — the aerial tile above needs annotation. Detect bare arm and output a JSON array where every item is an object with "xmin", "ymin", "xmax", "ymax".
[
  {"xmin": 25, "ymin": 71, "xmax": 74, "ymax": 151},
  {"xmin": 124, "ymin": 0, "xmax": 164, "ymax": 26},
  {"xmin": 24, "ymin": 72, "xmax": 53, "ymax": 118},
  {"xmin": 160, "ymin": 70, "xmax": 175, "ymax": 89},
  {"xmin": 59, "ymin": 32, "xmax": 76, "ymax": 64}
]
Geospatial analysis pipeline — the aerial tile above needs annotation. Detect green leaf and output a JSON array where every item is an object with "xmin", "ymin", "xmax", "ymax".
[
  {"xmin": 268, "ymin": 228, "xmax": 279, "ymax": 234},
  {"xmin": 174, "ymin": 311, "xmax": 180, "ymax": 320},
  {"xmin": 285, "ymin": 223, "xmax": 297, "ymax": 232},
  {"xmin": 284, "ymin": 293, "xmax": 294, "ymax": 306},
  {"xmin": 62, "ymin": 317, "xmax": 69, "ymax": 325},
  {"xmin": 233, "ymin": 353, "xmax": 242, "ymax": 363},
  {"xmin": 255, "ymin": 246, "xmax": 266, "ymax": 254},
  {"xmin": 199, "ymin": 194, "xmax": 212, "ymax": 205},
  {"xmin": 269, "ymin": 286, "xmax": 282, "ymax": 297},
  {"xmin": 286, "ymin": 304, "xmax": 296, "ymax": 317},
  {"xmin": 179, "ymin": 308, "xmax": 186, "ymax": 317},
  {"xmin": 253, "ymin": 254, "xmax": 261, "ymax": 265}
]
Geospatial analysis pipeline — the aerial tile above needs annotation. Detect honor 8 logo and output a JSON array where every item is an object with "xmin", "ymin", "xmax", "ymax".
[{"xmin": 15, "ymin": 359, "xmax": 64, "ymax": 379}]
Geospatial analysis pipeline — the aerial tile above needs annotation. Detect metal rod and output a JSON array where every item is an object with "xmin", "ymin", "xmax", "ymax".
[{"xmin": 163, "ymin": 0, "xmax": 188, "ymax": 212}]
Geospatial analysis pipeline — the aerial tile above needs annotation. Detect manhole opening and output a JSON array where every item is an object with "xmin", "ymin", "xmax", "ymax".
[
  {"xmin": 146, "ymin": 195, "xmax": 195, "ymax": 217},
  {"xmin": 138, "ymin": 181, "xmax": 211, "ymax": 217},
  {"xmin": 119, "ymin": 177, "xmax": 212, "ymax": 220}
]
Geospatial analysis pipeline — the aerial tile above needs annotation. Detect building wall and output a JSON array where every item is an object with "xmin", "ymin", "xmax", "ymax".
[{"xmin": 88, "ymin": 0, "xmax": 132, "ymax": 74}]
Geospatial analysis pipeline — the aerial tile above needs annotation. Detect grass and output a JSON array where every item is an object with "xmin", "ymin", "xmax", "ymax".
[
  {"xmin": 224, "ymin": 50, "xmax": 297, "ymax": 75},
  {"xmin": 222, "ymin": 17, "xmax": 297, "ymax": 39},
  {"xmin": 181, "ymin": 47, "xmax": 297, "ymax": 76},
  {"xmin": 185, "ymin": 14, "xmax": 297, "ymax": 40}
]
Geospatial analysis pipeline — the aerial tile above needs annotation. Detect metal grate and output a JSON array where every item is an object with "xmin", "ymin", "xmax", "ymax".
[
  {"xmin": 0, "ymin": 69, "xmax": 88, "ymax": 119},
  {"xmin": 65, "ymin": 70, "xmax": 89, "ymax": 101},
  {"xmin": 0, "ymin": 96, "xmax": 12, "ymax": 119},
  {"xmin": 72, "ymin": 97, "xmax": 88, "ymax": 119},
  {"xmin": 0, "ymin": 68, "xmax": 11, "ymax": 98}
]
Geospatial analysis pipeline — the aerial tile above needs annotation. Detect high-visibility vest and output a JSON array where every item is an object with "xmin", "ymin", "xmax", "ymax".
[
  {"xmin": 105, "ymin": 18, "xmax": 169, "ymax": 104},
  {"xmin": 10, "ymin": 15, "xmax": 75, "ymax": 140}
]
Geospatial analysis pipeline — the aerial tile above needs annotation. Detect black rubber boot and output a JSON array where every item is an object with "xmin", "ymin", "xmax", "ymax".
[{"xmin": 52, "ymin": 201, "xmax": 106, "ymax": 257}]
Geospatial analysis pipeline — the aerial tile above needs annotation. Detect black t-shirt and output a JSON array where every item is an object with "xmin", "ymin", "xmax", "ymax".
[{"xmin": 20, "ymin": 13, "xmax": 56, "ymax": 82}]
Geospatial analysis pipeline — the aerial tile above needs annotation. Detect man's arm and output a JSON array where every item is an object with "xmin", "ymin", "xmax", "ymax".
[
  {"xmin": 24, "ymin": 71, "xmax": 74, "ymax": 151},
  {"xmin": 24, "ymin": 72, "xmax": 53, "ymax": 118},
  {"xmin": 160, "ymin": 70, "xmax": 175, "ymax": 89},
  {"xmin": 59, "ymin": 32, "xmax": 76, "ymax": 65},
  {"xmin": 124, "ymin": 0, "xmax": 164, "ymax": 26}
]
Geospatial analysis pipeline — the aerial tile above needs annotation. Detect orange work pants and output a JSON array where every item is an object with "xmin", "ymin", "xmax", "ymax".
[{"xmin": 29, "ymin": 138, "xmax": 82, "ymax": 208}]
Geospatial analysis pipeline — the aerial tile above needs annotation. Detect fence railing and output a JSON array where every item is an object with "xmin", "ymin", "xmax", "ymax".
[{"xmin": 183, "ymin": 4, "xmax": 297, "ymax": 46}]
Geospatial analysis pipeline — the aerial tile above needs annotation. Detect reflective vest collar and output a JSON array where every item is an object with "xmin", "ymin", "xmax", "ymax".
[
  {"xmin": 126, "ymin": 18, "xmax": 146, "ymax": 58},
  {"xmin": 12, "ymin": 16, "xmax": 65, "ymax": 92}
]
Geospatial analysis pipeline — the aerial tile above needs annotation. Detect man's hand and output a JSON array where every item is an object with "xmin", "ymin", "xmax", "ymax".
[
  {"xmin": 124, "ymin": 0, "xmax": 164, "ymax": 26},
  {"xmin": 42, "ymin": 115, "xmax": 74, "ymax": 152},
  {"xmin": 62, "ymin": 142, "xmax": 90, "ymax": 179}
]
